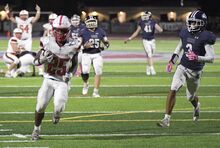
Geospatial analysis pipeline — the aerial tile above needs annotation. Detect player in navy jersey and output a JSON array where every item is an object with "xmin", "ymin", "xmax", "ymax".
[
  {"xmin": 157, "ymin": 10, "xmax": 216, "ymax": 127},
  {"xmin": 79, "ymin": 16, "xmax": 109, "ymax": 97},
  {"xmin": 125, "ymin": 11, "xmax": 163, "ymax": 75},
  {"xmin": 70, "ymin": 14, "xmax": 86, "ymax": 77}
]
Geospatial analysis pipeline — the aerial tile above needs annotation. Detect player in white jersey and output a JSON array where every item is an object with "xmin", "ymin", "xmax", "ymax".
[
  {"xmin": 5, "ymin": 4, "xmax": 41, "ymax": 51},
  {"xmin": 43, "ymin": 13, "xmax": 58, "ymax": 37},
  {"xmin": 3, "ymin": 28, "xmax": 23, "ymax": 77},
  {"xmin": 31, "ymin": 15, "xmax": 80, "ymax": 140}
]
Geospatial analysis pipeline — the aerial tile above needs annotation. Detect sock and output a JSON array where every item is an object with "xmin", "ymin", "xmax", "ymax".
[
  {"xmin": 150, "ymin": 66, "xmax": 154, "ymax": 70},
  {"xmin": 93, "ymin": 88, "xmax": 99, "ymax": 93},
  {"xmin": 164, "ymin": 114, "xmax": 171, "ymax": 120},
  {"xmin": 34, "ymin": 125, "xmax": 41, "ymax": 131}
]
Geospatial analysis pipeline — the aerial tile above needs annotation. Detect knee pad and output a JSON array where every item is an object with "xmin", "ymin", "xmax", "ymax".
[{"xmin": 81, "ymin": 73, "xmax": 89, "ymax": 82}]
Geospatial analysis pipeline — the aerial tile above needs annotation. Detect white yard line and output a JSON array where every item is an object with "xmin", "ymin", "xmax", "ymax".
[
  {"xmin": 0, "ymin": 95, "xmax": 219, "ymax": 99},
  {"xmin": 1, "ymin": 133, "xmax": 220, "ymax": 138},
  {"xmin": 0, "ymin": 129, "xmax": 13, "ymax": 132},
  {"xmin": 0, "ymin": 110, "xmax": 220, "ymax": 114},
  {"xmin": 0, "ymin": 84, "xmax": 220, "ymax": 87},
  {"xmin": 0, "ymin": 140, "xmax": 34, "ymax": 143}
]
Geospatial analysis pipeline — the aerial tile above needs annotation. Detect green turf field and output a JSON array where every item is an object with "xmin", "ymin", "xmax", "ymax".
[{"xmin": 0, "ymin": 38, "xmax": 220, "ymax": 147}]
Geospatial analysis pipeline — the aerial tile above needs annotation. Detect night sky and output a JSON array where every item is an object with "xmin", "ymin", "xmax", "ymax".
[{"xmin": 0, "ymin": 0, "xmax": 220, "ymax": 17}]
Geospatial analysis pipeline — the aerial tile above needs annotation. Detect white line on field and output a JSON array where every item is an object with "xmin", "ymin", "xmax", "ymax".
[
  {"xmin": 0, "ymin": 84, "xmax": 220, "ymax": 87},
  {"xmin": 0, "ymin": 95, "xmax": 219, "ymax": 99},
  {"xmin": 0, "ymin": 140, "xmax": 34, "ymax": 143},
  {"xmin": 12, "ymin": 134, "xmax": 27, "ymax": 138},
  {"xmin": 0, "ymin": 129, "xmax": 12, "ymax": 132},
  {"xmin": 1, "ymin": 133, "xmax": 220, "ymax": 138},
  {"xmin": 1, "ymin": 110, "xmax": 220, "ymax": 114}
]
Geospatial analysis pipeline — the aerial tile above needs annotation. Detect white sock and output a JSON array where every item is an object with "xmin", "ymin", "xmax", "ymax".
[
  {"xmin": 93, "ymin": 88, "xmax": 99, "ymax": 93},
  {"xmin": 164, "ymin": 114, "xmax": 171, "ymax": 120},
  {"xmin": 150, "ymin": 66, "xmax": 154, "ymax": 70},
  {"xmin": 34, "ymin": 125, "xmax": 41, "ymax": 131}
]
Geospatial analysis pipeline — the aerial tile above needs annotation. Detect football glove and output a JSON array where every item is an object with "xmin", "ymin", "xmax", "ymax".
[
  {"xmin": 166, "ymin": 62, "xmax": 173, "ymax": 73},
  {"xmin": 186, "ymin": 51, "xmax": 198, "ymax": 61}
]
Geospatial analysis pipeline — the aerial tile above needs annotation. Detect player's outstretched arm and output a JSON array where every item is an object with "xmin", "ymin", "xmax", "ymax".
[
  {"xmin": 124, "ymin": 26, "xmax": 141, "ymax": 43},
  {"xmin": 4, "ymin": 4, "xmax": 16, "ymax": 23},
  {"xmin": 32, "ymin": 4, "xmax": 41, "ymax": 23},
  {"xmin": 155, "ymin": 24, "xmax": 163, "ymax": 33}
]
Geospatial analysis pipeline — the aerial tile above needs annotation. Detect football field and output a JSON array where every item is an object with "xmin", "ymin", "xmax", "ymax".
[{"xmin": 0, "ymin": 38, "xmax": 220, "ymax": 147}]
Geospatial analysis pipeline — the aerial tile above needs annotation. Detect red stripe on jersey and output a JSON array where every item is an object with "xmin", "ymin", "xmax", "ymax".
[{"xmin": 59, "ymin": 15, "xmax": 63, "ymax": 26}]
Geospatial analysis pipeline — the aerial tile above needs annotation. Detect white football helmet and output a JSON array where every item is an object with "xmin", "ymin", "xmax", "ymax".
[
  {"xmin": 141, "ymin": 11, "xmax": 152, "ymax": 21},
  {"xmin": 71, "ymin": 14, "xmax": 80, "ymax": 26},
  {"xmin": 85, "ymin": 16, "xmax": 97, "ymax": 29},
  {"xmin": 13, "ymin": 28, "xmax": 22, "ymax": 39},
  {"xmin": 19, "ymin": 10, "xmax": 29, "ymax": 16},
  {"xmin": 52, "ymin": 15, "xmax": 71, "ymax": 43},
  {"xmin": 48, "ymin": 13, "xmax": 58, "ymax": 24},
  {"xmin": 13, "ymin": 28, "xmax": 23, "ymax": 34}
]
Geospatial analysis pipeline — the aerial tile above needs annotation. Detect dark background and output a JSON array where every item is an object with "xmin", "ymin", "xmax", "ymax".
[{"xmin": 0, "ymin": 0, "xmax": 219, "ymax": 17}]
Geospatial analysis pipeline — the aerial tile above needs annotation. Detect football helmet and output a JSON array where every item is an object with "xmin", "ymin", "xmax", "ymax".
[
  {"xmin": 141, "ymin": 11, "xmax": 152, "ymax": 21},
  {"xmin": 19, "ymin": 10, "xmax": 29, "ymax": 20},
  {"xmin": 71, "ymin": 14, "xmax": 80, "ymax": 26},
  {"xmin": 13, "ymin": 28, "xmax": 22, "ymax": 39},
  {"xmin": 52, "ymin": 15, "xmax": 71, "ymax": 43},
  {"xmin": 85, "ymin": 16, "xmax": 98, "ymax": 29},
  {"xmin": 186, "ymin": 10, "xmax": 207, "ymax": 33},
  {"xmin": 48, "ymin": 13, "xmax": 58, "ymax": 24}
]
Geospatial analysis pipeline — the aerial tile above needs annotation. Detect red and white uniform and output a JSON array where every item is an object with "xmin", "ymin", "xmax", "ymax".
[
  {"xmin": 35, "ymin": 36, "xmax": 78, "ymax": 113},
  {"xmin": 3, "ymin": 36, "xmax": 22, "ymax": 65},
  {"xmin": 43, "ymin": 23, "xmax": 53, "ymax": 37},
  {"xmin": 15, "ymin": 17, "xmax": 33, "ymax": 51}
]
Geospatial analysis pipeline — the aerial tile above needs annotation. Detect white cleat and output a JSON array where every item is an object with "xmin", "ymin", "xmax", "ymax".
[
  {"xmin": 31, "ymin": 129, "xmax": 40, "ymax": 140},
  {"xmin": 92, "ymin": 92, "xmax": 100, "ymax": 98},
  {"xmin": 193, "ymin": 102, "xmax": 200, "ymax": 121},
  {"xmin": 5, "ymin": 71, "xmax": 12, "ymax": 78},
  {"xmin": 82, "ymin": 83, "xmax": 89, "ymax": 95},
  {"xmin": 157, "ymin": 118, "xmax": 170, "ymax": 127},
  {"xmin": 150, "ymin": 67, "xmax": 156, "ymax": 75},
  {"xmin": 146, "ymin": 67, "xmax": 150, "ymax": 75}
]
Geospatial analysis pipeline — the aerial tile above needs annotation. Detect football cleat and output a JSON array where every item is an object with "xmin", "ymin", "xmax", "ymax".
[
  {"xmin": 157, "ymin": 118, "xmax": 170, "ymax": 127},
  {"xmin": 92, "ymin": 92, "xmax": 100, "ymax": 98},
  {"xmin": 146, "ymin": 66, "xmax": 150, "ymax": 75},
  {"xmin": 31, "ymin": 129, "xmax": 40, "ymax": 140},
  {"xmin": 82, "ymin": 83, "xmax": 89, "ymax": 95},
  {"xmin": 193, "ymin": 102, "xmax": 200, "ymax": 121},
  {"xmin": 150, "ymin": 67, "xmax": 156, "ymax": 75},
  {"xmin": 52, "ymin": 111, "xmax": 60, "ymax": 124}
]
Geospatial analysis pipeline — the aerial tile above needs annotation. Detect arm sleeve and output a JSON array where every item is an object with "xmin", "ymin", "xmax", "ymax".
[{"xmin": 197, "ymin": 44, "xmax": 215, "ymax": 63}]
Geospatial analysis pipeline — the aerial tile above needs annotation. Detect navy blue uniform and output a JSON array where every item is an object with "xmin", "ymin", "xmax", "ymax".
[
  {"xmin": 80, "ymin": 28, "xmax": 107, "ymax": 54},
  {"xmin": 139, "ymin": 20, "xmax": 156, "ymax": 40},
  {"xmin": 179, "ymin": 28, "xmax": 216, "ymax": 71},
  {"xmin": 70, "ymin": 23, "xmax": 85, "ymax": 39}
]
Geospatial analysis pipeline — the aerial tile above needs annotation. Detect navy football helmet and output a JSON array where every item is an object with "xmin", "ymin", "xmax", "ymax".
[
  {"xmin": 186, "ymin": 10, "xmax": 207, "ymax": 33},
  {"xmin": 85, "ymin": 15, "xmax": 98, "ymax": 29},
  {"xmin": 141, "ymin": 11, "xmax": 152, "ymax": 21}
]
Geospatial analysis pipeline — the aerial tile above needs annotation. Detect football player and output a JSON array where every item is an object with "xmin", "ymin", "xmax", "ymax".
[
  {"xmin": 3, "ymin": 28, "xmax": 23, "ymax": 77},
  {"xmin": 43, "ymin": 13, "xmax": 58, "ymax": 37},
  {"xmin": 79, "ymin": 16, "xmax": 109, "ymax": 97},
  {"xmin": 31, "ymin": 15, "xmax": 80, "ymax": 140},
  {"xmin": 5, "ymin": 4, "xmax": 41, "ymax": 51},
  {"xmin": 70, "ymin": 14, "xmax": 86, "ymax": 77},
  {"xmin": 124, "ymin": 11, "xmax": 163, "ymax": 75},
  {"xmin": 5, "ymin": 4, "xmax": 41, "ymax": 74},
  {"xmin": 157, "ymin": 10, "xmax": 216, "ymax": 127}
]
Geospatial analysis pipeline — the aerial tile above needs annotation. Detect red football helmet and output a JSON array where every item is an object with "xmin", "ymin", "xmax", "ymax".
[{"xmin": 52, "ymin": 15, "xmax": 71, "ymax": 43}]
